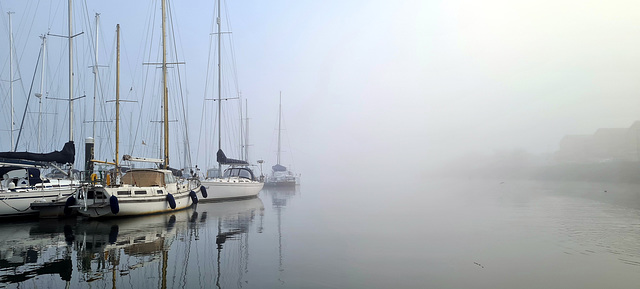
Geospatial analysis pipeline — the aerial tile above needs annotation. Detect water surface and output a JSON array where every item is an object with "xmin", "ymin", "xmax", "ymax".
[{"xmin": 1, "ymin": 178, "xmax": 639, "ymax": 288}]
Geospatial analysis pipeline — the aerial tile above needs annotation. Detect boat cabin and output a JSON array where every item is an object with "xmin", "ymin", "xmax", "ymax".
[
  {"xmin": 223, "ymin": 167, "xmax": 257, "ymax": 181},
  {"xmin": 121, "ymin": 169, "xmax": 176, "ymax": 187}
]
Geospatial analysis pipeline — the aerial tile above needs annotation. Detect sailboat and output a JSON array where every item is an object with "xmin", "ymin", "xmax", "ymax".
[
  {"xmin": 76, "ymin": 6, "xmax": 200, "ymax": 218},
  {"xmin": 199, "ymin": 0, "xmax": 263, "ymax": 201},
  {"xmin": 0, "ymin": 143, "xmax": 77, "ymax": 217},
  {"xmin": 265, "ymin": 93, "xmax": 299, "ymax": 187},
  {"xmin": 1, "ymin": 2, "xmax": 80, "ymax": 218}
]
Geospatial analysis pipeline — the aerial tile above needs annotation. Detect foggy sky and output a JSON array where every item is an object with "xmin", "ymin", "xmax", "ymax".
[{"xmin": 0, "ymin": 0, "xmax": 639, "ymax": 177}]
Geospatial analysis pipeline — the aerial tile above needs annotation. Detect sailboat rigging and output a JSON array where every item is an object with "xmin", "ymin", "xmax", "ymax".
[
  {"xmin": 265, "ymin": 93, "xmax": 299, "ymax": 187},
  {"xmin": 3, "ymin": 0, "xmax": 81, "ymax": 218},
  {"xmin": 75, "ymin": 2, "xmax": 201, "ymax": 218},
  {"xmin": 199, "ymin": 0, "xmax": 263, "ymax": 201}
]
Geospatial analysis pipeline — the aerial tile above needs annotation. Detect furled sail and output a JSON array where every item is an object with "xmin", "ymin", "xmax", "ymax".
[
  {"xmin": 0, "ymin": 141, "xmax": 75, "ymax": 164},
  {"xmin": 216, "ymin": 149, "xmax": 248, "ymax": 165}
]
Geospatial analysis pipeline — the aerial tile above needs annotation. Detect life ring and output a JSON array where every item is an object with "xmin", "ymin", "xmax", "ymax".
[{"xmin": 90, "ymin": 173, "xmax": 98, "ymax": 183}]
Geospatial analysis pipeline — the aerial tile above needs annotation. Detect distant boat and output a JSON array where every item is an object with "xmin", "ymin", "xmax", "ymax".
[
  {"xmin": 199, "ymin": 0, "xmax": 263, "ymax": 201},
  {"xmin": 75, "ymin": 11, "xmax": 200, "ymax": 218},
  {"xmin": 265, "ymin": 93, "xmax": 299, "ymax": 187}
]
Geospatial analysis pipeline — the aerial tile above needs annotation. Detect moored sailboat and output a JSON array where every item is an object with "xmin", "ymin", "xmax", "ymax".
[
  {"xmin": 199, "ymin": 0, "xmax": 262, "ymax": 201},
  {"xmin": 6, "ymin": 1, "xmax": 81, "ymax": 218},
  {"xmin": 76, "ymin": 12, "xmax": 200, "ymax": 218},
  {"xmin": 265, "ymin": 93, "xmax": 299, "ymax": 187},
  {"xmin": 0, "ymin": 142, "xmax": 78, "ymax": 217}
]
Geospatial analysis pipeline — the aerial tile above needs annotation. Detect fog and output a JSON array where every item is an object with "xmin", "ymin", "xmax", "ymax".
[{"xmin": 1, "ymin": 0, "xmax": 639, "ymax": 180}]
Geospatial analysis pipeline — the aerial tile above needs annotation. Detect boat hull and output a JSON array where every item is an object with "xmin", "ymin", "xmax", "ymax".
[
  {"xmin": 0, "ymin": 184, "xmax": 76, "ymax": 218},
  {"xmin": 264, "ymin": 179, "xmax": 296, "ymax": 187},
  {"xmin": 200, "ymin": 179, "xmax": 263, "ymax": 202},
  {"xmin": 76, "ymin": 183, "xmax": 198, "ymax": 218},
  {"xmin": 78, "ymin": 191, "xmax": 193, "ymax": 218}
]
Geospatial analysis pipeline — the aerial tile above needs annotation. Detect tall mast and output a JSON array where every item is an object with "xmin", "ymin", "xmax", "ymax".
[
  {"xmin": 92, "ymin": 13, "xmax": 100, "ymax": 139},
  {"xmin": 277, "ymin": 92, "xmax": 282, "ymax": 165},
  {"xmin": 245, "ymin": 99, "xmax": 249, "ymax": 162},
  {"xmin": 38, "ymin": 34, "xmax": 47, "ymax": 151},
  {"xmin": 68, "ymin": 0, "xmax": 74, "ymax": 143},
  {"xmin": 162, "ymin": 0, "xmax": 169, "ymax": 169},
  {"xmin": 8, "ymin": 12, "xmax": 14, "ymax": 151},
  {"xmin": 239, "ymin": 96, "xmax": 244, "ymax": 160},
  {"xmin": 116, "ymin": 24, "xmax": 120, "ymax": 168},
  {"xmin": 217, "ymin": 0, "xmax": 222, "ymax": 176}
]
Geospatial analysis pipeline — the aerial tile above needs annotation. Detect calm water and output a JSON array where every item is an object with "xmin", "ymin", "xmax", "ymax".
[{"xmin": 1, "ymin": 178, "xmax": 640, "ymax": 288}]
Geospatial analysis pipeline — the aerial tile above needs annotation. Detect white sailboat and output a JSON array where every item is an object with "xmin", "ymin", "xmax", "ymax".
[
  {"xmin": 265, "ymin": 93, "xmax": 299, "ymax": 187},
  {"xmin": 0, "ymin": 144, "xmax": 77, "ymax": 218},
  {"xmin": 200, "ymin": 0, "xmax": 263, "ymax": 201},
  {"xmin": 76, "ymin": 6, "xmax": 200, "ymax": 218},
  {"xmin": 2, "ymin": 2, "xmax": 80, "ymax": 218}
]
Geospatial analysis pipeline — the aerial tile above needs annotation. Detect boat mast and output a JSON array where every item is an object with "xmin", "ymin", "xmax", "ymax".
[
  {"xmin": 116, "ymin": 24, "xmax": 120, "ymax": 168},
  {"xmin": 277, "ymin": 92, "xmax": 282, "ymax": 165},
  {"xmin": 217, "ymin": 0, "xmax": 222, "ymax": 176},
  {"xmin": 38, "ymin": 34, "xmax": 47, "ymax": 151},
  {"xmin": 162, "ymin": 0, "xmax": 169, "ymax": 169},
  {"xmin": 68, "ymin": 0, "xmax": 74, "ymax": 143},
  {"xmin": 8, "ymin": 12, "xmax": 14, "ymax": 151},
  {"xmin": 245, "ymin": 99, "xmax": 249, "ymax": 162},
  {"xmin": 92, "ymin": 13, "xmax": 100, "ymax": 139},
  {"xmin": 239, "ymin": 96, "xmax": 244, "ymax": 160}
]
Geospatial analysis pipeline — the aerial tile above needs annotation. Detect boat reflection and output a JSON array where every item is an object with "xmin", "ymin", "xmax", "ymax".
[
  {"xmin": 261, "ymin": 186, "xmax": 299, "ymax": 283},
  {"xmin": 0, "ymin": 196, "xmax": 268, "ymax": 288},
  {"xmin": 73, "ymin": 208, "xmax": 194, "ymax": 284},
  {"xmin": 71, "ymin": 197, "xmax": 264, "ymax": 288},
  {"xmin": 0, "ymin": 219, "xmax": 75, "ymax": 285}
]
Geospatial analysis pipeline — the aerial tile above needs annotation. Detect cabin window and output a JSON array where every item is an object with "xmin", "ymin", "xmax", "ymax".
[
  {"xmin": 157, "ymin": 190, "xmax": 164, "ymax": 194},
  {"xmin": 164, "ymin": 173, "xmax": 176, "ymax": 184},
  {"xmin": 87, "ymin": 191, "xmax": 106, "ymax": 199},
  {"xmin": 223, "ymin": 168, "xmax": 253, "ymax": 179},
  {"xmin": 134, "ymin": 190, "xmax": 147, "ymax": 195},
  {"xmin": 117, "ymin": 191, "xmax": 131, "ymax": 196}
]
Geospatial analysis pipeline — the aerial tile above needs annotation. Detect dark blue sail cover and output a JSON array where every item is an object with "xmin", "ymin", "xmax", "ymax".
[
  {"xmin": 0, "ymin": 141, "xmax": 75, "ymax": 164},
  {"xmin": 216, "ymin": 149, "xmax": 248, "ymax": 165},
  {"xmin": 272, "ymin": 164, "xmax": 287, "ymax": 172}
]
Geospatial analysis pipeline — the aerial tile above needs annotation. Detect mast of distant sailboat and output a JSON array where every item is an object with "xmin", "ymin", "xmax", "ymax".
[
  {"xmin": 216, "ymin": 0, "xmax": 222, "ymax": 176},
  {"xmin": 277, "ymin": 92, "xmax": 282, "ymax": 165}
]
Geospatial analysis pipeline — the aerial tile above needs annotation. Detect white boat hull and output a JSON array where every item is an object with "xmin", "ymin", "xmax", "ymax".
[
  {"xmin": 78, "ymin": 191, "xmax": 193, "ymax": 218},
  {"xmin": 200, "ymin": 178, "xmax": 263, "ymax": 202},
  {"xmin": 77, "ymin": 176, "xmax": 200, "ymax": 218},
  {"xmin": 0, "ymin": 183, "xmax": 77, "ymax": 218}
]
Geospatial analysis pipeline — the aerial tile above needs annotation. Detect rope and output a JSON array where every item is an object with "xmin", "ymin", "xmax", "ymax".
[{"xmin": 0, "ymin": 197, "xmax": 32, "ymax": 212}]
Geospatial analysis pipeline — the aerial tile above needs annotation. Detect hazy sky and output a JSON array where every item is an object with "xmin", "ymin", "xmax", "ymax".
[{"xmin": 1, "ymin": 0, "xmax": 640, "ymax": 176}]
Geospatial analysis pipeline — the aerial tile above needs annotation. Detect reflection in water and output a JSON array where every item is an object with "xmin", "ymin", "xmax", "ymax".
[
  {"xmin": 0, "ymin": 219, "xmax": 74, "ymax": 286},
  {"xmin": 0, "ymin": 196, "xmax": 270, "ymax": 288},
  {"xmin": 5, "ymin": 180, "xmax": 640, "ymax": 288},
  {"xmin": 73, "ymin": 209, "xmax": 193, "ymax": 285},
  {"xmin": 261, "ymin": 186, "xmax": 299, "ymax": 285}
]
